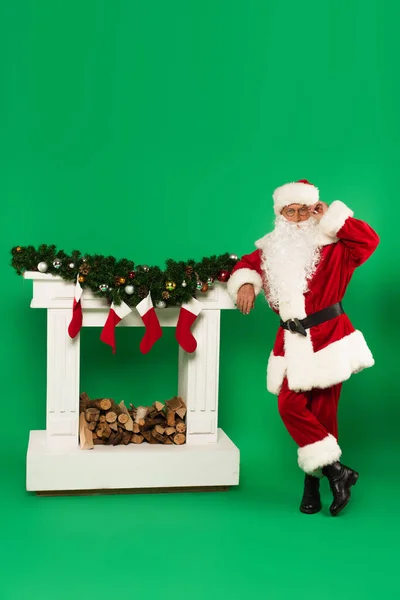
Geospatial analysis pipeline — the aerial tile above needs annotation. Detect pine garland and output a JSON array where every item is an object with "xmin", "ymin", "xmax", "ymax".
[{"xmin": 11, "ymin": 245, "xmax": 238, "ymax": 308}]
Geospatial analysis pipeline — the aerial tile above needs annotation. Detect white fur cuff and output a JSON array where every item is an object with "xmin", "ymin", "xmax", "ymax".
[
  {"xmin": 318, "ymin": 200, "xmax": 354, "ymax": 238},
  {"xmin": 227, "ymin": 268, "xmax": 263, "ymax": 303},
  {"xmin": 266, "ymin": 353, "xmax": 286, "ymax": 395},
  {"xmin": 298, "ymin": 434, "xmax": 342, "ymax": 474}
]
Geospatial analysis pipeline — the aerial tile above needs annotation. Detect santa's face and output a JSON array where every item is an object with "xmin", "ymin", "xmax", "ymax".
[{"xmin": 281, "ymin": 203, "xmax": 313, "ymax": 223}]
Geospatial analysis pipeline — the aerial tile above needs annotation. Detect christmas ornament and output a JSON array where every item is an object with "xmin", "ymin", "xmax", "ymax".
[
  {"xmin": 181, "ymin": 280, "xmax": 187, "ymax": 288},
  {"xmin": 53, "ymin": 259, "xmax": 62, "ymax": 269},
  {"xmin": 229, "ymin": 254, "xmax": 238, "ymax": 261},
  {"xmin": 124, "ymin": 284, "xmax": 135, "ymax": 295},
  {"xmin": 138, "ymin": 265, "xmax": 150, "ymax": 273},
  {"xmin": 38, "ymin": 261, "xmax": 48, "ymax": 273},
  {"xmin": 166, "ymin": 281, "xmax": 177, "ymax": 291},
  {"xmin": 68, "ymin": 262, "xmax": 75, "ymax": 269},
  {"xmin": 156, "ymin": 300, "xmax": 166, "ymax": 309},
  {"xmin": 79, "ymin": 264, "xmax": 90, "ymax": 275},
  {"xmin": 201, "ymin": 283, "xmax": 209, "ymax": 292},
  {"xmin": 217, "ymin": 270, "xmax": 230, "ymax": 282},
  {"xmin": 16, "ymin": 246, "xmax": 22, "ymax": 252},
  {"xmin": 128, "ymin": 271, "xmax": 136, "ymax": 279},
  {"xmin": 99, "ymin": 284, "xmax": 109, "ymax": 293},
  {"xmin": 162, "ymin": 291, "xmax": 170, "ymax": 300},
  {"xmin": 78, "ymin": 275, "xmax": 85, "ymax": 283},
  {"xmin": 118, "ymin": 277, "xmax": 126, "ymax": 285},
  {"xmin": 207, "ymin": 277, "xmax": 214, "ymax": 287}
]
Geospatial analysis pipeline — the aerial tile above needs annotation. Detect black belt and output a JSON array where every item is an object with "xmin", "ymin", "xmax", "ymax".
[{"xmin": 280, "ymin": 302, "xmax": 344, "ymax": 337}]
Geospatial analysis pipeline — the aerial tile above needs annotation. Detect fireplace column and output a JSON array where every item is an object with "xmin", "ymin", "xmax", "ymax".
[
  {"xmin": 46, "ymin": 309, "xmax": 80, "ymax": 449},
  {"xmin": 178, "ymin": 309, "xmax": 221, "ymax": 444}
]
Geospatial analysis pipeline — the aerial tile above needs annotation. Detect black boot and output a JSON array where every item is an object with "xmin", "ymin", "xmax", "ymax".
[
  {"xmin": 322, "ymin": 462, "xmax": 359, "ymax": 516},
  {"xmin": 300, "ymin": 474, "xmax": 322, "ymax": 514}
]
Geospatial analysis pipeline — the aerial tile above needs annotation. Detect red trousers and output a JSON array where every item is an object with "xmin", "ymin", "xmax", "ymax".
[{"xmin": 278, "ymin": 378, "xmax": 342, "ymax": 448}]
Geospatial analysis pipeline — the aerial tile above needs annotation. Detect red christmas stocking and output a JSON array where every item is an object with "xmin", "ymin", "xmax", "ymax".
[
  {"xmin": 100, "ymin": 301, "xmax": 132, "ymax": 353},
  {"xmin": 176, "ymin": 297, "xmax": 202, "ymax": 353},
  {"xmin": 68, "ymin": 276, "xmax": 83, "ymax": 338},
  {"xmin": 136, "ymin": 293, "xmax": 162, "ymax": 353}
]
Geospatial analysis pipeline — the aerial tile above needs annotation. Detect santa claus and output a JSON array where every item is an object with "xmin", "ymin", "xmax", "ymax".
[{"xmin": 227, "ymin": 179, "xmax": 379, "ymax": 516}]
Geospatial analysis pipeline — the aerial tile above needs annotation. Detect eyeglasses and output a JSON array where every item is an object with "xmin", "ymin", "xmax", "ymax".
[{"xmin": 282, "ymin": 206, "xmax": 310, "ymax": 218}]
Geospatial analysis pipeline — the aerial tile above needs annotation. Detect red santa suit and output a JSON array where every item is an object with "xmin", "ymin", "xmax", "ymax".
[{"xmin": 227, "ymin": 194, "xmax": 379, "ymax": 473}]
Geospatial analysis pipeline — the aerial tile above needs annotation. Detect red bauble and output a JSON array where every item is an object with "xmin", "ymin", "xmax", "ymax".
[
  {"xmin": 217, "ymin": 270, "xmax": 230, "ymax": 282},
  {"xmin": 128, "ymin": 271, "xmax": 136, "ymax": 279}
]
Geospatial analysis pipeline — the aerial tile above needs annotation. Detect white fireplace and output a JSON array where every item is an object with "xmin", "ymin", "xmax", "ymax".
[{"xmin": 24, "ymin": 272, "xmax": 240, "ymax": 493}]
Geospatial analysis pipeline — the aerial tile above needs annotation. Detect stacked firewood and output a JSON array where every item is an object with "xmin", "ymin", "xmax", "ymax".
[{"xmin": 79, "ymin": 392, "xmax": 187, "ymax": 450}]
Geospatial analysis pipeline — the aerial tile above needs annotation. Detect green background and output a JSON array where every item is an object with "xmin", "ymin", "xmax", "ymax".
[{"xmin": 1, "ymin": 1, "xmax": 398, "ymax": 598}]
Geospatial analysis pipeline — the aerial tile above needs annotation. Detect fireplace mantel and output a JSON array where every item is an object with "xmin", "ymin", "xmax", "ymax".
[{"xmin": 24, "ymin": 272, "xmax": 240, "ymax": 493}]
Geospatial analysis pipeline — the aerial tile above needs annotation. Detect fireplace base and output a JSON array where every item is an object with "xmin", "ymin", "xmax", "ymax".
[{"xmin": 27, "ymin": 429, "xmax": 240, "ymax": 492}]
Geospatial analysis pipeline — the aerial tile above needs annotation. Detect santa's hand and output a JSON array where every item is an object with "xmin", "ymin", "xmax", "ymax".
[
  {"xmin": 237, "ymin": 283, "xmax": 255, "ymax": 314},
  {"xmin": 309, "ymin": 201, "xmax": 329, "ymax": 221}
]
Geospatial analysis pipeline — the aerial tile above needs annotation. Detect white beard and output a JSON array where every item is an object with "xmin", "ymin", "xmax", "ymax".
[{"xmin": 261, "ymin": 216, "xmax": 321, "ymax": 313}]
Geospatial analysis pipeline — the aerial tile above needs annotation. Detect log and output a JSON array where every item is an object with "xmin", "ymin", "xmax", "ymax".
[
  {"xmin": 131, "ymin": 434, "xmax": 144, "ymax": 444},
  {"xmin": 135, "ymin": 406, "xmax": 148, "ymax": 424},
  {"xmin": 109, "ymin": 422, "xmax": 119, "ymax": 432},
  {"xmin": 141, "ymin": 430, "xmax": 153, "ymax": 443},
  {"xmin": 87, "ymin": 421, "xmax": 97, "ymax": 431},
  {"xmin": 153, "ymin": 401, "xmax": 165, "ymax": 412},
  {"xmin": 152, "ymin": 428, "xmax": 165, "ymax": 443},
  {"xmin": 95, "ymin": 425, "xmax": 105, "ymax": 438},
  {"xmin": 154, "ymin": 424, "xmax": 165, "ymax": 435},
  {"xmin": 132, "ymin": 423, "xmax": 141, "ymax": 434},
  {"xmin": 102, "ymin": 423, "xmax": 112, "ymax": 439},
  {"xmin": 176, "ymin": 421, "xmax": 186, "ymax": 433},
  {"xmin": 118, "ymin": 413, "xmax": 129, "ymax": 425},
  {"xmin": 94, "ymin": 398, "xmax": 112, "ymax": 411},
  {"xmin": 99, "ymin": 415, "xmax": 106, "ymax": 423},
  {"xmin": 176, "ymin": 406, "xmax": 187, "ymax": 420},
  {"xmin": 166, "ymin": 396, "xmax": 186, "ymax": 419},
  {"xmin": 93, "ymin": 438, "xmax": 105, "ymax": 445},
  {"xmin": 106, "ymin": 411, "xmax": 118, "ymax": 423},
  {"xmin": 165, "ymin": 426, "xmax": 176, "ymax": 436},
  {"xmin": 173, "ymin": 433, "xmax": 186, "ymax": 445},
  {"xmin": 164, "ymin": 437, "xmax": 173, "ymax": 444},
  {"xmin": 112, "ymin": 432, "xmax": 124, "ymax": 446},
  {"xmin": 119, "ymin": 401, "xmax": 134, "ymax": 432},
  {"xmin": 79, "ymin": 392, "xmax": 91, "ymax": 413},
  {"xmin": 142, "ymin": 418, "xmax": 164, "ymax": 431},
  {"xmin": 122, "ymin": 431, "xmax": 132, "ymax": 445},
  {"xmin": 166, "ymin": 409, "xmax": 176, "ymax": 427},
  {"xmin": 79, "ymin": 412, "xmax": 94, "ymax": 450},
  {"xmin": 165, "ymin": 396, "xmax": 183, "ymax": 412},
  {"xmin": 85, "ymin": 408, "xmax": 100, "ymax": 423}
]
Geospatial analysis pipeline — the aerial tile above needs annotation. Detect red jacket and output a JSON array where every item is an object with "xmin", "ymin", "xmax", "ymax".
[{"xmin": 227, "ymin": 201, "xmax": 379, "ymax": 394}]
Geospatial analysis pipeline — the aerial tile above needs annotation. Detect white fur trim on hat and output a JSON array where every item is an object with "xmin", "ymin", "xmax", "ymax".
[
  {"xmin": 298, "ymin": 434, "xmax": 342, "ymax": 474},
  {"xmin": 273, "ymin": 181, "xmax": 319, "ymax": 215}
]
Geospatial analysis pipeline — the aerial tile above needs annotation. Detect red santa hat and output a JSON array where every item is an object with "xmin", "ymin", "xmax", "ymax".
[{"xmin": 273, "ymin": 179, "xmax": 319, "ymax": 216}]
